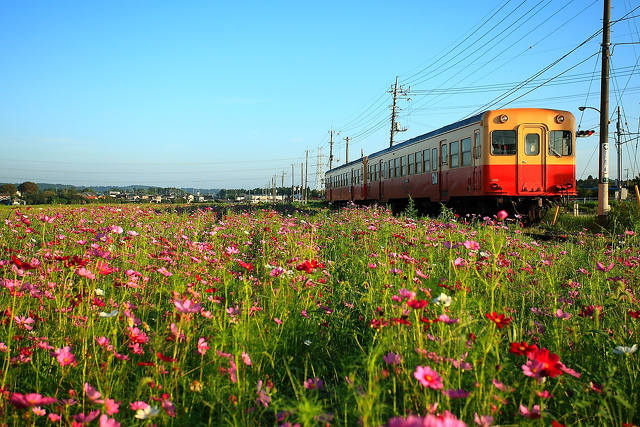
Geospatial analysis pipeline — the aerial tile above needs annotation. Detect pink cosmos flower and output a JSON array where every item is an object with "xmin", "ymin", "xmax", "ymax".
[
  {"xmin": 303, "ymin": 377, "xmax": 324, "ymax": 390},
  {"xmin": 32, "ymin": 406, "xmax": 46, "ymax": 416},
  {"xmin": 438, "ymin": 314, "xmax": 459, "ymax": 324},
  {"xmin": 596, "ymin": 261, "xmax": 614, "ymax": 272},
  {"xmin": 273, "ymin": 317, "xmax": 282, "ymax": 325},
  {"xmin": 473, "ymin": 413, "xmax": 493, "ymax": 427},
  {"xmin": 174, "ymin": 299, "xmax": 202, "ymax": 314},
  {"xmin": 443, "ymin": 388, "xmax": 470, "ymax": 399},
  {"xmin": 522, "ymin": 359, "xmax": 545, "ymax": 381},
  {"xmin": 453, "ymin": 257, "xmax": 466, "ymax": 267},
  {"xmin": 554, "ymin": 309, "xmax": 572, "ymax": 319},
  {"xmin": 496, "ymin": 210, "xmax": 508, "ymax": 220},
  {"xmin": 104, "ymin": 398, "xmax": 120, "ymax": 415},
  {"xmin": 14, "ymin": 316, "xmax": 35, "ymax": 330},
  {"xmin": 413, "ymin": 366, "xmax": 444, "ymax": 390},
  {"xmin": 197, "ymin": 338, "xmax": 209, "ymax": 356},
  {"xmin": 84, "ymin": 383, "xmax": 103, "ymax": 403},
  {"xmin": 73, "ymin": 409, "xmax": 100, "ymax": 423},
  {"xmin": 242, "ymin": 352, "xmax": 252, "ymax": 366},
  {"xmin": 157, "ymin": 267, "xmax": 172, "ymax": 277},
  {"xmin": 256, "ymin": 380, "xmax": 271, "ymax": 408},
  {"xmin": 76, "ymin": 267, "xmax": 95, "ymax": 280},
  {"xmin": 10, "ymin": 393, "xmax": 57, "ymax": 408},
  {"xmin": 519, "ymin": 404, "xmax": 541, "ymax": 419},
  {"xmin": 48, "ymin": 413, "xmax": 61, "ymax": 422},
  {"xmin": 463, "ymin": 240, "xmax": 480, "ymax": 250},
  {"xmin": 99, "ymin": 414, "xmax": 120, "ymax": 427},
  {"xmin": 53, "ymin": 346, "xmax": 77, "ymax": 367},
  {"xmin": 130, "ymin": 401, "xmax": 149, "ymax": 411},
  {"xmin": 383, "ymin": 352, "xmax": 402, "ymax": 366}
]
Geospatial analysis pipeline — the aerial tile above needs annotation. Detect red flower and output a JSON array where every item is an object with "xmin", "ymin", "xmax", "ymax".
[
  {"xmin": 407, "ymin": 299, "xmax": 428, "ymax": 309},
  {"xmin": 296, "ymin": 259, "xmax": 324, "ymax": 274},
  {"xmin": 156, "ymin": 352, "xmax": 176, "ymax": 363},
  {"xmin": 628, "ymin": 310, "xmax": 640, "ymax": 319},
  {"xmin": 509, "ymin": 341, "xmax": 538, "ymax": 357},
  {"xmin": 237, "ymin": 260, "xmax": 254, "ymax": 271},
  {"xmin": 485, "ymin": 312, "xmax": 512, "ymax": 329},
  {"xmin": 530, "ymin": 348, "xmax": 563, "ymax": 378},
  {"xmin": 10, "ymin": 256, "xmax": 38, "ymax": 270}
]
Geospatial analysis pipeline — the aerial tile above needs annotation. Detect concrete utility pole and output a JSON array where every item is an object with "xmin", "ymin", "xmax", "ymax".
[
  {"xmin": 304, "ymin": 150, "xmax": 309, "ymax": 203},
  {"xmin": 329, "ymin": 129, "xmax": 340, "ymax": 170},
  {"xmin": 281, "ymin": 171, "xmax": 286, "ymax": 203},
  {"xmin": 344, "ymin": 137, "xmax": 350, "ymax": 164},
  {"xmin": 316, "ymin": 147, "xmax": 323, "ymax": 191},
  {"xmin": 291, "ymin": 163, "xmax": 295, "ymax": 202},
  {"xmin": 389, "ymin": 75, "xmax": 410, "ymax": 147},
  {"xmin": 598, "ymin": 0, "xmax": 611, "ymax": 220},
  {"xmin": 616, "ymin": 106, "xmax": 622, "ymax": 201},
  {"xmin": 300, "ymin": 162, "xmax": 303, "ymax": 203}
]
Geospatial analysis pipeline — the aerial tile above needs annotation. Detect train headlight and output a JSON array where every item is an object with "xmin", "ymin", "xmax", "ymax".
[
  {"xmin": 499, "ymin": 114, "xmax": 508, "ymax": 123},
  {"xmin": 555, "ymin": 115, "xmax": 565, "ymax": 124}
]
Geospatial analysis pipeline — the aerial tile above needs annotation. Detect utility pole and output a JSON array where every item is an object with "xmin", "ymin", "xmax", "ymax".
[
  {"xmin": 598, "ymin": 0, "xmax": 611, "ymax": 220},
  {"xmin": 291, "ymin": 163, "xmax": 295, "ymax": 202},
  {"xmin": 388, "ymin": 75, "xmax": 410, "ymax": 147},
  {"xmin": 304, "ymin": 150, "xmax": 309, "ymax": 204},
  {"xmin": 281, "ymin": 171, "xmax": 286, "ymax": 203},
  {"xmin": 300, "ymin": 162, "xmax": 303, "ymax": 203},
  {"xmin": 616, "ymin": 106, "xmax": 622, "ymax": 201},
  {"xmin": 272, "ymin": 176, "xmax": 276, "ymax": 203},
  {"xmin": 329, "ymin": 129, "xmax": 340, "ymax": 170},
  {"xmin": 344, "ymin": 137, "xmax": 350, "ymax": 164},
  {"xmin": 315, "ymin": 147, "xmax": 323, "ymax": 191}
]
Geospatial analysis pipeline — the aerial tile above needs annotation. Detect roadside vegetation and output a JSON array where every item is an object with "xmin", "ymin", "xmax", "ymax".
[{"xmin": 0, "ymin": 203, "xmax": 638, "ymax": 426}]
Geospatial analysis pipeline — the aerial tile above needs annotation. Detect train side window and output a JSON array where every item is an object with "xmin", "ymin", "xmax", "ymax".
[
  {"xmin": 450, "ymin": 141, "xmax": 459, "ymax": 168},
  {"xmin": 400, "ymin": 156, "xmax": 406, "ymax": 176},
  {"xmin": 416, "ymin": 151, "xmax": 423, "ymax": 174},
  {"xmin": 525, "ymin": 134, "xmax": 540, "ymax": 155},
  {"xmin": 431, "ymin": 148, "xmax": 437, "ymax": 171},
  {"xmin": 461, "ymin": 137, "xmax": 472, "ymax": 166},
  {"xmin": 423, "ymin": 149, "xmax": 430, "ymax": 172},
  {"xmin": 394, "ymin": 158, "xmax": 400, "ymax": 177},
  {"xmin": 474, "ymin": 131, "xmax": 481, "ymax": 159},
  {"xmin": 549, "ymin": 130, "xmax": 572, "ymax": 156},
  {"xmin": 491, "ymin": 130, "xmax": 516, "ymax": 155},
  {"xmin": 408, "ymin": 153, "xmax": 415, "ymax": 175},
  {"xmin": 441, "ymin": 144, "xmax": 448, "ymax": 165}
]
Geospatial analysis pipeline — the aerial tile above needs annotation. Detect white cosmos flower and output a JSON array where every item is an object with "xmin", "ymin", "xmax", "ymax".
[
  {"xmin": 99, "ymin": 310, "xmax": 119, "ymax": 318},
  {"xmin": 95, "ymin": 288, "xmax": 105, "ymax": 296},
  {"xmin": 612, "ymin": 344, "xmax": 638, "ymax": 355},
  {"xmin": 432, "ymin": 293, "xmax": 452, "ymax": 307},
  {"xmin": 135, "ymin": 405, "xmax": 161, "ymax": 420}
]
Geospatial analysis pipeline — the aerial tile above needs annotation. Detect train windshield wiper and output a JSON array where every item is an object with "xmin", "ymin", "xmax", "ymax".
[{"xmin": 549, "ymin": 146, "xmax": 562, "ymax": 157}]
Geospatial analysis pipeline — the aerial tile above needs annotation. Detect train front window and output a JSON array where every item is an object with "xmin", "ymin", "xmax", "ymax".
[
  {"xmin": 549, "ymin": 131, "xmax": 572, "ymax": 156},
  {"xmin": 491, "ymin": 130, "xmax": 516, "ymax": 155},
  {"xmin": 525, "ymin": 134, "xmax": 540, "ymax": 155}
]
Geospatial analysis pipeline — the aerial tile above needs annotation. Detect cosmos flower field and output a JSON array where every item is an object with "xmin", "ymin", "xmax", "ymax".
[{"xmin": 0, "ymin": 204, "xmax": 638, "ymax": 426}]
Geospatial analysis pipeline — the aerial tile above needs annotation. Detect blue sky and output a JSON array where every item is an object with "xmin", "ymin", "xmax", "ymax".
[{"xmin": 1, "ymin": 0, "xmax": 639, "ymax": 189}]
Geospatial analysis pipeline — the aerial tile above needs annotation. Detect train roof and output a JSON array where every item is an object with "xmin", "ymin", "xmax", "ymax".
[{"xmin": 327, "ymin": 111, "xmax": 487, "ymax": 174}]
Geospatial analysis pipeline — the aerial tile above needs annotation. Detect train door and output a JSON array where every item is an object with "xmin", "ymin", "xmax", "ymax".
[
  {"xmin": 517, "ymin": 125, "xmax": 546, "ymax": 193},
  {"xmin": 472, "ymin": 130, "xmax": 481, "ymax": 191},
  {"xmin": 362, "ymin": 157, "xmax": 368, "ymax": 200},
  {"xmin": 439, "ymin": 141, "xmax": 448, "ymax": 200},
  {"xmin": 379, "ymin": 159, "xmax": 384, "ymax": 201}
]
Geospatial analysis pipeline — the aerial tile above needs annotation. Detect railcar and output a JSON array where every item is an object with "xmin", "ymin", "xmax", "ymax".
[{"xmin": 324, "ymin": 108, "xmax": 576, "ymax": 221}]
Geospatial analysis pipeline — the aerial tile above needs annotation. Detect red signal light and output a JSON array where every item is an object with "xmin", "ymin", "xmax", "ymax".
[{"xmin": 577, "ymin": 130, "xmax": 595, "ymax": 137}]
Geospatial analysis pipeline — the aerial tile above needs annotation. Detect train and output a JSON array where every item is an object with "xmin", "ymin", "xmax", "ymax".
[{"xmin": 324, "ymin": 108, "xmax": 576, "ymax": 221}]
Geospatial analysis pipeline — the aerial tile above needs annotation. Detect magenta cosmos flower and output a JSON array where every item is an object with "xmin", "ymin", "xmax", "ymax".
[{"xmin": 413, "ymin": 366, "xmax": 443, "ymax": 390}]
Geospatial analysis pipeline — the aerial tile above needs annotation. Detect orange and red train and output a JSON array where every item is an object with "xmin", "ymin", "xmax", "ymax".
[{"xmin": 324, "ymin": 108, "xmax": 576, "ymax": 220}]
